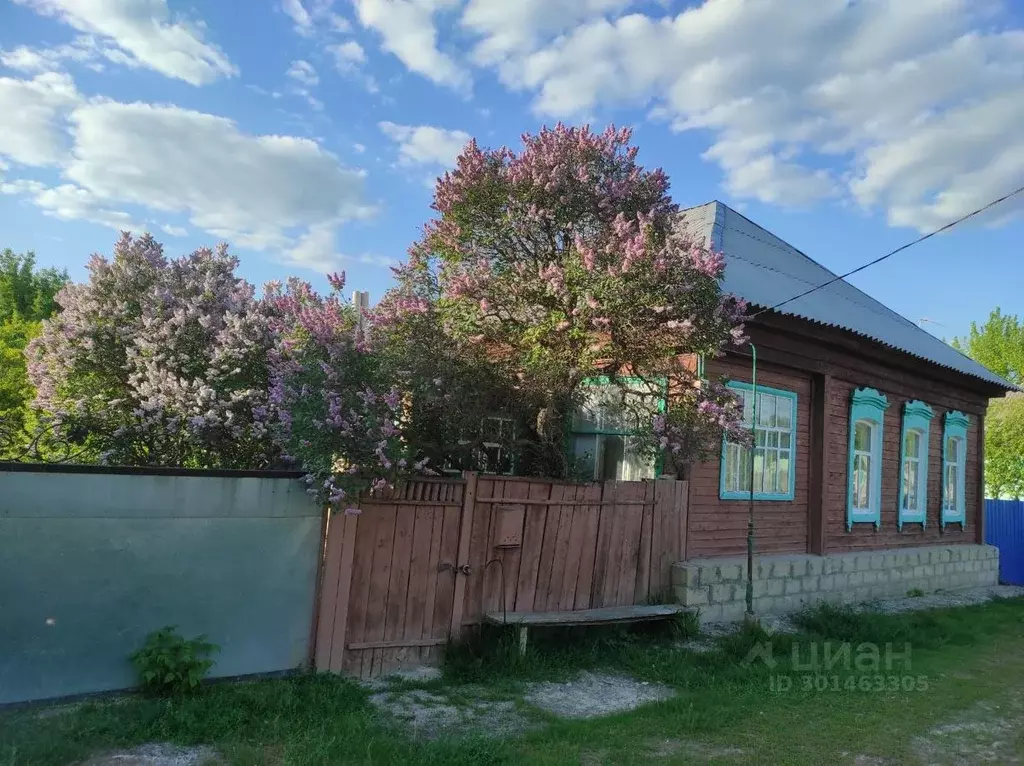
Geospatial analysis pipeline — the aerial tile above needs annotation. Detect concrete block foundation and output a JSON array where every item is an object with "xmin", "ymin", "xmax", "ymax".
[{"xmin": 671, "ymin": 544, "xmax": 999, "ymax": 623}]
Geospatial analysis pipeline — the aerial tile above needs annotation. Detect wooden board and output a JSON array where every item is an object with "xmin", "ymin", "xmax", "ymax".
[{"xmin": 482, "ymin": 604, "xmax": 686, "ymax": 627}]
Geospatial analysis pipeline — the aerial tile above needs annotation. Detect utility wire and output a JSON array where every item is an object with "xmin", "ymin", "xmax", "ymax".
[{"xmin": 752, "ymin": 183, "xmax": 1024, "ymax": 318}]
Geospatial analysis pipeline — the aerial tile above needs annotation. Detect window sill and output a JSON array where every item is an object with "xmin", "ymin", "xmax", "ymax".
[
  {"xmin": 720, "ymin": 491, "xmax": 795, "ymax": 502},
  {"xmin": 898, "ymin": 512, "xmax": 926, "ymax": 530},
  {"xmin": 847, "ymin": 510, "xmax": 880, "ymax": 530}
]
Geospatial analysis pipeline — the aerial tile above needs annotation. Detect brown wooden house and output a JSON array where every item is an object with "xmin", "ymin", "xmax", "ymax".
[{"xmin": 668, "ymin": 201, "xmax": 1015, "ymax": 620}]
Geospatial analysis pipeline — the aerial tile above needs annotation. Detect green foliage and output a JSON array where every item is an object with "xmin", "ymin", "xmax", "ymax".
[
  {"xmin": 130, "ymin": 626, "xmax": 219, "ymax": 696},
  {"xmin": 792, "ymin": 602, "xmax": 975, "ymax": 650},
  {"xmin": 0, "ymin": 248, "xmax": 68, "ymax": 323},
  {"xmin": 986, "ymin": 394, "xmax": 1024, "ymax": 499},
  {"xmin": 0, "ymin": 250, "xmax": 68, "ymax": 455},
  {"xmin": 907, "ymin": 588, "xmax": 925, "ymax": 597},
  {"xmin": 951, "ymin": 308, "xmax": 1024, "ymax": 498},
  {"xmin": 952, "ymin": 308, "xmax": 1024, "ymax": 386}
]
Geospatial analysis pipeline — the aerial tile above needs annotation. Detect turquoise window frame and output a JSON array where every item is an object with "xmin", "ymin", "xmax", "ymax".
[
  {"xmin": 940, "ymin": 411, "xmax": 970, "ymax": 528},
  {"xmin": 719, "ymin": 381, "xmax": 798, "ymax": 502},
  {"xmin": 568, "ymin": 376, "xmax": 668, "ymax": 480},
  {"xmin": 897, "ymin": 400, "xmax": 934, "ymax": 530},
  {"xmin": 847, "ymin": 387, "xmax": 889, "ymax": 530}
]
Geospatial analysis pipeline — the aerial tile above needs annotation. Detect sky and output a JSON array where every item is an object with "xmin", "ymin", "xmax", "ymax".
[{"xmin": 0, "ymin": 0, "xmax": 1022, "ymax": 342}]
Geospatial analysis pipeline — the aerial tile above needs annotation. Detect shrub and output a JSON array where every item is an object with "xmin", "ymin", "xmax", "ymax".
[{"xmin": 130, "ymin": 626, "xmax": 219, "ymax": 695}]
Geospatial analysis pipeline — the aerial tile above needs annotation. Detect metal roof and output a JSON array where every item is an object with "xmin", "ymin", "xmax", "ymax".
[{"xmin": 677, "ymin": 201, "xmax": 1014, "ymax": 390}]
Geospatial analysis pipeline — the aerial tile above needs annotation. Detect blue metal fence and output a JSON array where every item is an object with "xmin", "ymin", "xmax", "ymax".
[{"xmin": 985, "ymin": 499, "xmax": 1024, "ymax": 585}]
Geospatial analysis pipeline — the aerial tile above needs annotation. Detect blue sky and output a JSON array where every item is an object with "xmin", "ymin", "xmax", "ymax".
[{"xmin": 1, "ymin": 0, "xmax": 1022, "ymax": 342}]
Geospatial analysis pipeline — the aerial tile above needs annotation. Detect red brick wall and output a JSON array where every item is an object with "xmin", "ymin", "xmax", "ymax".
[{"xmin": 687, "ymin": 356, "xmax": 811, "ymax": 558}]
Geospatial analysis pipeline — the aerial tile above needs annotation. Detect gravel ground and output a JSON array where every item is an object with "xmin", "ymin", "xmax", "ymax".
[
  {"xmin": 367, "ymin": 688, "xmax": 531, "ymax": 740},
  {"xmin": 523, "ymin": 671, "xmax": 675, "ymax": 719},
  {"xmin": 76, "ymin": 744, "xmax": 221, "ymax": 766}
]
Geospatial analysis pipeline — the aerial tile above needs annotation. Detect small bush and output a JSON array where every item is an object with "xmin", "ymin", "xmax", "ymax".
[
  {"xmin": 130, "ymin": 626, "xmax": 219, "ymax": 696},
  {"xmin": 907, "ymin": 588, "xmax": 925, "ymax": 597}
]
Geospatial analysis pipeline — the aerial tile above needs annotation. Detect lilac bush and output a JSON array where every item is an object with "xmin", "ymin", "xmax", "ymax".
[
  {"xmin": 27, "ymin": 233, "xmax": 278, "ymax": 468},
  {"xmin": 381, "ymin": 124, "xmax": 749, "ymax": 475},
  {"xmin": 263, "ymin": 274, "xmax": 431, "ymax": 510}
]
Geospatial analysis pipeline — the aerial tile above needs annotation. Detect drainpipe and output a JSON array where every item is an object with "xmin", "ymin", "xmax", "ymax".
[{"xmin": 745, "ymin": 344, "xmax": 758, "ymax": 622}]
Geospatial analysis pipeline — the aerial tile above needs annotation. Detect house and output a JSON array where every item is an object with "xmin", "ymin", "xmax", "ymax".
[{"xmin": 663, "ymin": 201, "xmax": 1015, "ymax": 620}]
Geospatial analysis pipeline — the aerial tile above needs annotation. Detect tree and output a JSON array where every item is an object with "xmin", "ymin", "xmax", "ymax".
[
  {"xmin": 27, "ymin": 233, "xmax": 279, "ymax": 468},
  {"xmin": 0, "ymin": 250, "xmax": 68, "ymax": 453},
  {"xmin": 951, "ymin": 308, "xmax": 1024, "ymax": 386},
  {"xmin": 985, "ymin": 394, "xmax": 1024, "ymax": 499},
  {"xmin": 377, "ymin": 124, "xmax": 748, "ymax": 477},
  {"xmin": 952, "ymin": 308, "xmax": 1024, "ymax": 497},
  {"xmin": 0, "ymin": 248, "xmax": 69, "ymax": 323}
]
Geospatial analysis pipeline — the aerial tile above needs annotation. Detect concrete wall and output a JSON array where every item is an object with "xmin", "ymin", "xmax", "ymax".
[
  {"xmin": 0, "ymin": 466, "xmax": 323, "ymax": 705},
  {"xmin": 673, "ymin": 544, "xmax": 999, "ymax": 622}
]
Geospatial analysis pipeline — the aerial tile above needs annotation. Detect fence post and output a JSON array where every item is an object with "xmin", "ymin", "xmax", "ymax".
[{"xmin": 448, "ymin": 471, "xmax": 478, "ymax": 640}]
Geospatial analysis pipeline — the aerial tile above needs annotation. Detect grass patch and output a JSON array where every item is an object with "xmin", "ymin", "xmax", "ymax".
[{"xmin": 4, "ymin": 597, "xmax": 1024, "ymax": 765}]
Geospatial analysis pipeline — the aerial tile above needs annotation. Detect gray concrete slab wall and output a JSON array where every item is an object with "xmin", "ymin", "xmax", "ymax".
[{"xmin": 0, "ymin": 467, "xmax": 323, "ymax": 704}]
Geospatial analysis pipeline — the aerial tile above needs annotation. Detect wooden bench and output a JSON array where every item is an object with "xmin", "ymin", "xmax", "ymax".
[{"xmin": 482, "ymin": 604, "xmax": 687, "ymax": 655}]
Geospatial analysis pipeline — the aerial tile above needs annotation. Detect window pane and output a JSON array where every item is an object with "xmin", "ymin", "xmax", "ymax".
[
  {"xmin": 947, "ymin": 437, "xmax": 959, "ymax": 462},
  {"xmin": 755, "ymin": 429, "xmax": 768, "ymax": 448},
  {"xmin": 765, "ymin": 450, "xmax": 778, "ymax": 493},
  {"xmin": 734, "ymin": 445, "xmax": 750, "ymax": 492},
  {"xmin": 854, "ymin": 454, "xmax": 871, "ymax": 509},
  {"xmin": 904, "ymin": 430, "xmax": 920, "ymax": 458},
  {"xmin": 740, "ymin": 390, "xmax": 753, "ymax": 426},
  {"xmin": 753, "ymin": 450, "xmax": 765, "ymax": 493},
  {"xmin": 780, "ymin": 431, "xmax": 792, "ymax": 449},
  {"xmin": 776, "ymin": 397, "xmax": 792, "ymax": 429},
  {"xmin": 602, "ymin": 435, "xmax": 625, "ymax": 481},
  {"xmin": 778, "ymin": 451, "xmax": 790, "ymax": 493},
  {"xmin": 758, "ymin": 393, "xmax": 776, "ymax": 428},
  {"xmin": 571, "ymin": 435, "xmax": 598, "ymax": 480},
  {"xmin": 854, "ymin": 420, "xmax": 872, "ymax": 452}
]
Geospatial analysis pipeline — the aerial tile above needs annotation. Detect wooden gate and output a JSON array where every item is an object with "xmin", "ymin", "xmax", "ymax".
[{"xmin": 313, "ymin": 474, "xmax": 688, "ymax": 678}]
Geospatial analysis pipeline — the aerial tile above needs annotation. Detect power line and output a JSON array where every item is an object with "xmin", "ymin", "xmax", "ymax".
[{"xmin": 752, "ymin": 183, "xmax": 1024, "ymax": 318}]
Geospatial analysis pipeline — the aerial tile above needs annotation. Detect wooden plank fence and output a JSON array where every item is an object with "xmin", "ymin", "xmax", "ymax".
[{"xmin": 314, "ymin": 473, "xmax": 688, "ymax": 678}]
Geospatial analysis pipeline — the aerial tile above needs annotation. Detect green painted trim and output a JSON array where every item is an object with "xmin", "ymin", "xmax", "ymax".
[
  {"xmin": 696, "ymin": 354, "xmax": 706, "ymax": 379},
  {"xmin": 940, "ymin": 410, "xmax": 970, "ymax": 529},
  {"xmin": 897, "ymin": 400, "xmax": 934, "ymax": 530},
  {"xmin": 847, "ymin": 387, "xmax": 889, "ymax": 530},
  {"xmin": 719, "ymin": 380, "xmax": 798, "ymax": 502}
]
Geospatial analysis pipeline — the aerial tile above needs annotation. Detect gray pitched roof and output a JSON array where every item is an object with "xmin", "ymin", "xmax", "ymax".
[{"xmin": 677, "ymin": 201, "xmax": 1013, "ymax": 390}]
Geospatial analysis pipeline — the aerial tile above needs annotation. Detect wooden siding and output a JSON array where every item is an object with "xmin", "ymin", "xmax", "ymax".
[
  {"xmin": 687, "ymin": 356, "xmax": 811, "ymax": 557},
  {"xmin": 686, "ymin": 313, "xmax": 997, "ymax": 559},
  {"xmin": 825, "ymin": 379, "xmax": 982, "ymax": 552}
]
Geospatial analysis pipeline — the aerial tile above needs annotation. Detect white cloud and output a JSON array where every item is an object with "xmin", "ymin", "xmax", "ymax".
[
  {"xmin": 353, "ymin": 0, "xmax": 469, "ymax": 92},
  {"xmin": 0, "ymin": 36, "xmax": 136, "ymax": 74},
  {"xmin": 0, "ymin": 72, "xmax": 80, "ymax": 166},
  {"xmin": 13, "ymin": 0, "xmax": 236, "ymax": 85},
  {"xmin": 461, "ymin": 0, "xmax": 633, "ymax": 64},
  {"xmin": 63, "ymin": 101, "xmax": 373, "ymax": 249},
  {"xmin": 327, "ymin": 41, "xmax": 379, "ymax": 92},
  {"xmin": 286, "ymin": 59, "xmax": 319, "ymax": 86},
  {"xmin": 472, "ymin": 0, "xmax": 1024, "ymax": 230},
  {"xmin": 283, "ymin": 0, "xmax": 352, "ymax": 36},
  {"xmin": 330, "ymin": 41, "xmax": 366, "ymax": 66},
  {"xmin": 378, "ymin": 121, "xmax": 470, "ymax": 168},
  {"xmin": 0, "ymin": 80, "xmax": 375, "ymax": 269},
  {"xmin": 160, "ymin": 223, "xmax": 188, "ymax": 237},
  {"xmin": 282, "ymin": 0, "xmax": 314, "ymax": 35}
]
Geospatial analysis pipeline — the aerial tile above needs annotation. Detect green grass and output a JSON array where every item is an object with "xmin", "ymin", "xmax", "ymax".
[{"xmin": 4, "ymin": 598, "xmax": 1024, "ymax": 765}]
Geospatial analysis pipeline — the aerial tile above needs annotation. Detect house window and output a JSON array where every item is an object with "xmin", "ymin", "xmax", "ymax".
[
  {"xmin": 941, "ymin": 411, "xmax": 970, "ymax": 527},
  {"xmin": 569, "ymin": 378, "xmax": 664, "ymax": 481},
  {"xmin": 719, "ymin": 382, "xmax": 797, "ymax": 501},
  {"xmin": 898, "ymin": 401, "xmax": 934, "ymax": 529},
  {"xmin": 847, "ymin": 387, "xmax": 889, "ymax": 529}
]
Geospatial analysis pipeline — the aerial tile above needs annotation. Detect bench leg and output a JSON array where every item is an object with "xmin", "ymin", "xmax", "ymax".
[{"xmin": 518, "ymin": 626, "xmax": 528, "ymax": 657}]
